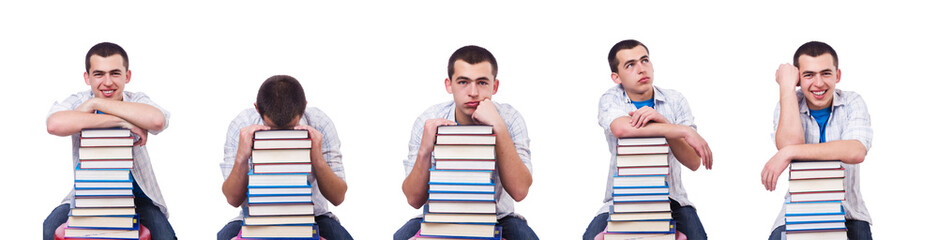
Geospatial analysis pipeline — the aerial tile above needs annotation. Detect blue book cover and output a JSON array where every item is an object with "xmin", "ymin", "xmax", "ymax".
[{"xmin": 784, "ymin": 201, "xmax": 845, "ymax": 216}]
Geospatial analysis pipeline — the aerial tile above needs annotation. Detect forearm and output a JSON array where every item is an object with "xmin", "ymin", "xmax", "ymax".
[
  {"xmin": 610, "ymin": 116, "xmax": 688, "ymax": 139},
  {"xmin": 776, "ymin": 89, "xmax": 804, "ymax": 149},
  {"xmin": 47, "ymin": 111, "xmax": 126, "ymax": 136},
  {"xmin": 782, "ymin": 140, "xmax": 867, "ymax": 164},
  {"xmin": 402, "ymin": 151, "xmax": 431, "ymax": 209},
  {"xmin": 312, "ymin": 154, "xmax": 347, "ymax": 206},
  {"xmin": 93, "ymin": 100, "xmax": 166, "ymax": 131},
  {"xmin": 221, "ymin": 159, "xmax": 250, "ymax": 207},
  {"xmin": 493, "ymin": 125, "xmax": 531, "ymax": 202},
  {"xmin": 667, "ymin": 138, "xmax": 700, "ymax": 171}
]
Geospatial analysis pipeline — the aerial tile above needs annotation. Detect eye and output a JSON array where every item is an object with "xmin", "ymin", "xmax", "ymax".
[
  {"xmin": 479, "ymin": 81, "xmax": 488, "ymax": 86},
  {"xmin": 625, "ymin": 63, "xmax": 633, "ymax": 69},
  {"xmin": 457, "ymin": 80, "xmax": 468, "ymax": 85},
  {"xmin": 803, "ymin": 73, "xmax": 814, "ymax": 78},
  {"xmin": 642, "ymin": 59, "xmax": 649, "ymax": 63},
  {"xmin": 93, "ymin": 73, "xmax": 104, "ymax": 77}
]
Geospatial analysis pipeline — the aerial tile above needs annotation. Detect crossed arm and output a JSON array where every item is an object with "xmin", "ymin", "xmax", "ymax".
[
  {"xmin": 47, "ymin": 97, "xmax": 166, "ymax": 144},
  {"xmin": 609, "ymin": 108, "xmax": 713, "ymax": 171}
]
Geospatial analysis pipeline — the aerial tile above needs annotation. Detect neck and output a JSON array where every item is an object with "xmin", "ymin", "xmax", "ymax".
[
  {"xmin": 455, "ymin": 110, "xmax": 474, "ymax": 125},
  {"xmin": 625, "ymin": 89, "xmax": 654, "ymax": 102}
]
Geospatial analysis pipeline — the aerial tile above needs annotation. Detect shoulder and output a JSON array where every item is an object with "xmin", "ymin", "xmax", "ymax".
[
  {"xmin": 602, "ymin": 85, "xmax": 625, "ymax": 97},
  {"xmin": 654, "ymin": 86, "xmax": 686, "ymax": 102},
  {"xmin": 230, "ymin": 108, "xmax": 262, "ymax": 126},
  {"xmin": 123, "ymin": 91, "xmax": 152, "ymax": 103},
  {"xmin": 418, "ymin": 101, "xmax": 454, "ymax": 119},
  {"xmin": 493, "ymin": 101, "xmax": 522, "ymax": 116}
]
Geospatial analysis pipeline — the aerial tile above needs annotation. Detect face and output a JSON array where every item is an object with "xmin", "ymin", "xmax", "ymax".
[
  {"xmin": 445, "ymin": 60, "xmax": 499, "ymax": 121},
  {"xmin": 84, "ymin": 54, "xmax": 130, "ymax": 101},
  {"xmin": 797, "ymin": 53, "xmax": 841, "ymax": 110},
  {"xmin": 611, "ymin": 47, "xmax": 654, "ymax": 101}
]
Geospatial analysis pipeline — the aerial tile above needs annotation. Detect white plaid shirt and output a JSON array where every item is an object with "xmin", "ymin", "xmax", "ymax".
[
  {"xmin": 220, "ymin": 107, "xmax": 345, "ymax": 220},
  {"xmin": 596, "ymin": 85, "xmax": 697, "ymax": 215},
  {"xmin": 403, "ymin": 101, "xmax": 533, "ymax": 219},
  {"xmin": 771, "ymin": 89, "xmax": 873, "ymax": 228},
  {"xmin": 49, "ymin": 90, "xmax": 172, "ymax": 217}
]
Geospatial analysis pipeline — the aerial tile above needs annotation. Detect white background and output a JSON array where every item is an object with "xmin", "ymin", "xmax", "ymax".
[{"xmin": 1, "ymin": 1, "xmax": 934, "ymax": 239}]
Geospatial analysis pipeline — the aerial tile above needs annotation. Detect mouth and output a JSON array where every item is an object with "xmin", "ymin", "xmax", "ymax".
[
  {"xmin": 638, "ymin": 77, "xmax": 650, "ymax": 83},
  {"xmin": 464, "ymin": 101, "xmax": 480, "ymax": 108},
  {"xmin": 810, "ymin": 89, "xmax": 827, "ymax": 99},
  {"xmin": 101, "ymin": 89, "xmax": 116, "ymax": 97}
]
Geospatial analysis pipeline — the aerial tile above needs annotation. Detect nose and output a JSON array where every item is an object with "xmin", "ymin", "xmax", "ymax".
[
  {"xmin": 812, "ymin": 77, "xmax": 824, "ymax": 88},
  {"xmin": 103, "ymin": 75, "xmax": 115, "ymax": 86},
  {"xmin": 468, "ymin": 83, "xmax": 479, "ymax": 97}
]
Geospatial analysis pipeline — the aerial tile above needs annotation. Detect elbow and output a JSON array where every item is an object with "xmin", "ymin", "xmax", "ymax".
[
  {"xmin": 149, "ymin": 118, "xmax": 166, "ymax": 131},
  {"xmin": 407, "ymin": 197, "xmax": 425, "ymax": 209},
  {"xmin": 687, "ymin": 163, "xmax": 700, "ymax": 172},
  {"xmin": 330, "ymin": 196, "xmax": 345, "ymax": 206},
  {"xmin": 46, "ymin": 118, "xmax": 69, "ymax": 136},
  {"xmin": 510, "ymin": 189, "xmax": 529, "ymax": 202},
  {"xmin": 226, "ymin": 196, "xmax": 243, "ymax": 208},
  {"xmin": 846, "ymin": 152, "xmax": 866, "ymax": 164},
  {"xmin": 610, "ymin": 125, "xmax": 633, "ymax": 138}
]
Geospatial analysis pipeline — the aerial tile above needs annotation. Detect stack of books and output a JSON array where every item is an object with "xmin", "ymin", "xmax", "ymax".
[
  {"xmin": 415, "ymin": 125, "xmax": 501, "ymax": 240},
  {"xmin": 64, "ymin": 128, "xmax": 140, "ymax": 239},
  {"xmin": 784, "ymin": 161, "xmax": 847, "ymax": 240},
  {"xmin": 238, "ymin": 130, "xmax": 319, "ymax": 240},
  {"xmin": 604, "ymin": 137, "xmax": 676, "ymax": 240}
]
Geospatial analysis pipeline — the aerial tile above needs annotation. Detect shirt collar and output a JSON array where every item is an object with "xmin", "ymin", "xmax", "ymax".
[
  {"xmin": 799, "ymin": 89, "xmax": 845, "ymax": 114},
  {"xmin": 621, "ymin": 85, "xmax": 666, "ymax": 104}
]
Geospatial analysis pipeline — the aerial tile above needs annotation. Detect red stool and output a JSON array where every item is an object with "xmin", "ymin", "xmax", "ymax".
[{"xmin": 55, "ymin": 222, "xmax": 150, "ymax": 240}]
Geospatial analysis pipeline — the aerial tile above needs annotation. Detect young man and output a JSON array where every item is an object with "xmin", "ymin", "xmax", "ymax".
[
  {"xmin": 43, "ymin": 42, "xmax": 176, "ymax": 239},
  {"xmin": 584, "ymin": 39, "xmax": 713, "ymax": 240},
  {"xmin": 763, "ymin": 41, "xmax": 873, "ymax": 240},
  {"xmin": 392, "ymin": 45, "xmax": 538, "ymax": 240},
  {"xmin": 217, "ymin": 75, "xmax": 352, "ymax": 240}
]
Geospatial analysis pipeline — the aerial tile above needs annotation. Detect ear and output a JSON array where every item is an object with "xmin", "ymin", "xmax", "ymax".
[
  {"xmin": 835, "ymin": 68, "xmax": 842, "ymax": 84},
  {"xmin": 124, "ymin": 70, "xmax": 132, "ymax": 84},
  {"xmin": 492, "ymin": 79, "xmax": 500, "ymax": 95},
  {"xmin": 445, "ymin": 78, "xmax": 453, "ymax": 94},
  {"xmin": 611, "ymin": 72, "xmax": 622, "ymax": 84},
  {"xmin": 84, "ymin": 72, "xmax": 91, "ymax": 85},
  {"xmin": 254, "ymin": 102, "xmax": 260, "ymax": 113}
]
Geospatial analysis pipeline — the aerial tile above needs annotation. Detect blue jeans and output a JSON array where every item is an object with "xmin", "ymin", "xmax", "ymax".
[
  {"xmin": 582, "ymin": 199, "xmax": 707, "ymax": 240},
  {"xmin": 393, "ymin": 215, "xmax": 539, "ymax": 240},
  {"xmin": 42, "ymin": 197, "xmax": 177, "ymax": 240},
  {"xmin": 768, "ymin": 220, "xmax": 871, "ymax": 240},
  {"xmin": 217, "ymin": 215, "xmax": 353, "ymax": 240}
]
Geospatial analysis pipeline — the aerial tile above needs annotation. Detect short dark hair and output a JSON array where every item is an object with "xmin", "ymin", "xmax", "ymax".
[
  {"xmin": 256, "ymin": 75, "xmax": 307, "ymax": 128},
  {"xmin": 793, "ymin": 41, "xmax": 839, "ymax": 69},
  {"xmin": 85, "ymin": 42, "xmax": 129, "ymax": 73},
  {"xmin": 447, "ymin": 45, "xmax": 498, "ymax": 79},
  {"xmin": 608, "ymin": 39, "xmax": 649, "ymax": 73}
]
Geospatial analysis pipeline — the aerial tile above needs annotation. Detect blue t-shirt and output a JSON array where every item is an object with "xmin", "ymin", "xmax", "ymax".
[
  {"xmin": 631, "ymin": 98, "xmax": 655, "ymax": 109},
  {"xmin": 809, "ymin": 107, "xmax": 832, "ymax": 143}
]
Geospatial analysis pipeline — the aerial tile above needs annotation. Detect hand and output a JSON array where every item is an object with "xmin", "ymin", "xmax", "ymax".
[
  {"xmin": 776, "ymin": 63, "xmax": 800, "ymax": 90},
  {"xmin": 470, "ymin": 99, "xmax": 504, "ymax": 127},
  {"xmin": 761, "ymin": 148, "xmax": 792, "ymax": 191},
  {"xmin": 236, "ymin": 124, "xmax": 271, "ymax": 164},
  {"xmin": 628, "ymin": 106, "xmax": 669, "ymax": 128},
  {"xmin": 117, "ymin": 120, "xmax": 148, "ymax": 146},
  {"xmin": 293, "ymin": 125, "xmax": 324, "ymax": 162},
  {"xmin": 75, "ymin": 98, "xmax": 100, "ymax": 113},
  {"xmin": 419, "ymin": 118, "xmax": 458, "ymax": 158},
  {"xmin": 683, "ymin": 129, "xmax": 712, "ymax": 170}
]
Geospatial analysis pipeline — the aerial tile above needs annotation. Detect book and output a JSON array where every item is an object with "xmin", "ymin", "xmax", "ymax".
[
  {"xmin": 428, "ymin": 192, "xmax": 496, "ymax": 201},
  {"xmin": 790, "ymin": 161, "xmax": 842, "ymax": 170},
  {"xmin": 613, "ymin": 175, "xmax": 667, "ymax": 188},
  {"xmin": 75, "ymin": 168, "xmax": 131, "ymax": 181},
  {"xmin": 612, "ymin": 201, "xmax": 671, "ymax": 213},
  {"xmin": 785, "ymin": 201, "xmax": 844, "ymax": 216},
  {"xmin": 429, "ymin": 183, "xmax": 496, "ymax": 193},
  {"xmin": 426, "ymin": 201, "xmax": 496, "ymax": 214},
  {"xmin": 613, "ymin": 194, "xmax": 669, "ymax": 202},
  {"xmin": 785, "ymin": 221, "xmax": 847, "ymax": 231},
  {"xmin": 241, "ymin": 224, "xmax": 317, "ymax": 238},
  {"xmin": 616, "ymin": 154, "xmax": 669, "ymax": 168},
  {"xmin": 75, "ymin": 189, "xmax": 133, "ymax": 197},
  {"xmin": 617, "ymin": 137, "xmax": 668, "ymax": 146},
  {"xmin": 603, "ymin": 233, "xmax": 676, "ymax": 240},
  {"xmin": 617, "ymin": 145, "xmax": 669, "ymax": 155},
  {"xmin": 612, "ymin": 184, "xmax": 669, "ymax": 195},
  {"xmin": 78, "ymin": 160, "xmax": 134, "ymax": 169},
  {"xmin": 69, "ymin": 207, "xmax": 136, "ymax": 217},
  {"xmin": 80, "ymin": 137, "xmax": 134, "ymax": 147},
  {"xmin": 785, "ymin": 229, "xmax": 847, "ymax": 240},
  {"xmin": 251, "ymin": 149, "xmax": 311, "ymax": 164},
  {"xmin": 434, "ymin": 159, "xmax": 496, "ymax": 171},
  {"xmin": 436, "ymin": 134, "xmax": 496, "ymax": 145},
  {"xmin": 789, "ymin": 168, "xmax": 845, "ymax": 180},
  {"xmin": 248, "ymin": 186, "xmax": 313, "ymax": 196},
  {"xmin": 607, "ymin": 220, "xmax": 673, "ymax": 233},
  {"xmin": 252, "ymin": 163, "xmax": 312, "ymax": 174},
  {"xmin": 243, "ymin": 215, "xmax": 317, "ymax": 226},
  {"xmin": 80, "ymin": 128, "xmax": 131, "ymax": 138},
  {"xmin": 253, "ymin": 139, "xmax": 313, "ymax": 149},
  {"xmin": 437, "ymin": 125, "xmax": 493, "ymax": 135},
  {"xmin": 785, "ymin": 214, "xmax": 846, "ymax": 223},
  {"xmin": 75, "ymin": 181, "xmax": 133, "ymax": 189},
  {"xmin": 67, "ymin": 216, "xmax": 137, "ymax": 229},
  {"xmin": 617, "ymin": 166, "xmax": 670, "ymax": 176},
  {"xmin": 63, "ymin": 225, "xmax": 139, "ymax": 239},
  {"xmin": 73, "ymin": 196, "xmax": 135, "ymax": 208},
  {"xmin": 789, "ymin": 178, "xmax": 845, "ymax": 193},
  {"xmin": 254, "ymin": 130, "xmax": 309, "ymax": 140},
  {"xmin": 608, "ymin": 211, "xmax": 672, "ymax": 221},
  {"xmin": 247, "ymin": 195, "xmax": 314, "ymax": 204},
  {"xmin": 419, "ymin": 222, "xmax": 496, "ymax": 238},
  {"xmin": 247, "ymin": 203, "xmax": 315, "ymax": 216},
  {"xmin": 423, "ymin": 212, "xmax": 498, "ymax": 224},
  {"xmin": 247, "ymin": 172, "xmax": 310, "ymax": 187},
  {"xmin": 790, "ymin": 191, "xmax": 846, "ymax": 203},
  {"xmin": 413, "ymin": 226, "xmax": 501, "ymax": 240},
  {"xmin": 429, "ymin": 169, "xmax": 493, "ymax": 184},
  {"xmin": 79, "ymin": 147, "xmax": 133, "ymax": 160},
  {"xmin": 433, "ymin": 145, "xmax": 496, "ymax": 160}
]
